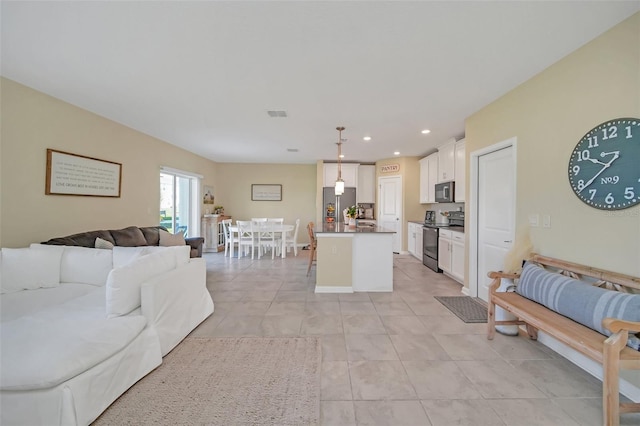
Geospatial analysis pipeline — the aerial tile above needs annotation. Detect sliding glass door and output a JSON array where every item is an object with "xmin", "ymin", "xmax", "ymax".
[{"xmin": 160, "ymin": 170, "xmax": 200, "ymax": 237}]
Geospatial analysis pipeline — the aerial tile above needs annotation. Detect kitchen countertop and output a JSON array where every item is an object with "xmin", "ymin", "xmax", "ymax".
[
  {"xmin": 423, "ymin": 222, "xmax": 465, "ymax": 233},
  {"xmin": 317, "ymin": 223, "xmax": 395, "ymax": 234}
]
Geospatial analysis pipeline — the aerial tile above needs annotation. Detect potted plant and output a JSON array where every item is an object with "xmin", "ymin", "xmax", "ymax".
[{"xmin": 346, "ymin": 205, "xmax": 357, "ymax": 227}]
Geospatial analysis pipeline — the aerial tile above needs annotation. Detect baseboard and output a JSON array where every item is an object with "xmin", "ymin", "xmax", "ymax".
[
  {"xmin": 314, "ymin": 286, "xmax": 353, "ymax": 294},
  {"xmin": 460, "ymin": 286, "xmax": 470, "ymax": 296},
  {"xmin": 537, "ymin": 331, "xmax": 640, "ymax": 402}
]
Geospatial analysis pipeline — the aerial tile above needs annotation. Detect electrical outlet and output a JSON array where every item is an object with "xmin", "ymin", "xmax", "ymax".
[
  {"xmin": 543, "ymin": 215, "xmax": 551, "ymax": 228},
  {"xmin": 529, "ymin": 214, "xmax": 539, "ymax": 227}
]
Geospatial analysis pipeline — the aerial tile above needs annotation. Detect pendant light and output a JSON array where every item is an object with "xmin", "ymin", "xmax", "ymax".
[{"xmin": 335, "ymin": 126, "xmax": 345, "ymax": 196}]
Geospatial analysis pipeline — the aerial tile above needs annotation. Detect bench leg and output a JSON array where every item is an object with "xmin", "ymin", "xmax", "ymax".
[
  {"xmin": 526, "ymin": 324, "xmax": 538, "ymax": 340},
  {"xmin": 487, "ymin": 299, "xmax": 496, "ymax": 340},
  {"xmin": 603, "ymin": 332, "xmax": 625, "ymax": 426}
]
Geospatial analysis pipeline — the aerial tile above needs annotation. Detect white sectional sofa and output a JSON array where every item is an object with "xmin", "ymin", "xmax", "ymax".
[{"xmin": 0, "ymin": 244, "xmax": 214, "ymax": 426}]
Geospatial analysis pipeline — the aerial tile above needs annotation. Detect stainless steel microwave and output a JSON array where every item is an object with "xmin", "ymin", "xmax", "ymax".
[{"xmin": 435, "ymin": 181, "xmax": 455, "ymax": 203}]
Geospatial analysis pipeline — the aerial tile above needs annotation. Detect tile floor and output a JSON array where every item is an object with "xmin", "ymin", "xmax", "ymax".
[{"xmin": 190, "ymin": 251, "xmax": 640, "ymax": 426}]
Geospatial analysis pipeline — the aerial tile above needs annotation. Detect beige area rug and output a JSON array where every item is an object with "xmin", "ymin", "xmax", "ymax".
[{"xmin": 93, "ymin": 337, "xmax": 321, "ymax": 426}]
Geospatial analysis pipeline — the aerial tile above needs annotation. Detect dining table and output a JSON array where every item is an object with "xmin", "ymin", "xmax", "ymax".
[{"xmin": 228, "ymin": 223, "xmax": 294, "ymax": 259}]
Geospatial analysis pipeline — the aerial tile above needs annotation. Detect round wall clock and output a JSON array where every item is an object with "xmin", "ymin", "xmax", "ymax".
[{"xmin": 568, "ymin": 117, "xmax": 640, "ymax": 210}]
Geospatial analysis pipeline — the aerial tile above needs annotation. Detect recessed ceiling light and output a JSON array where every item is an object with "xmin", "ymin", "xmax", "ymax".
[
  {"xmin": 363, "ymin": 136, "xmax": 372, "ymax": 141},
  {"xmin": 339, "ymin": 154, "xmax": 345, "ymax": 158},
  {"xmin": 421, "ymin": 129, "xmax": 431, "ymax": 134},
  {"xmin": 393, "ymin": 151, "xmax": 400, "ymax": 156}
]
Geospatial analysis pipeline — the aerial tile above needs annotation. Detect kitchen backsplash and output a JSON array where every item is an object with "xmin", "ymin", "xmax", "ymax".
[{"xmin": 424, "ymin": 202, "xmax": 464, "ymax": 214}]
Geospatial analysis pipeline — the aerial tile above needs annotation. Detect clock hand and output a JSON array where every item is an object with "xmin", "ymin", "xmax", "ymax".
[
  {"xmin": 579, "ymin": 151, "xmax": 620, "ymax": 193},
  {"xmin": 585, "ymin": 158, "xmax": 607, "ymax": 166}
]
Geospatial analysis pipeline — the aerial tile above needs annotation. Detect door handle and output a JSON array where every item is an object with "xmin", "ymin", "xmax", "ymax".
[{"xmin": 504, "ymin": 240, "xmax": 512, "ymax": 243}]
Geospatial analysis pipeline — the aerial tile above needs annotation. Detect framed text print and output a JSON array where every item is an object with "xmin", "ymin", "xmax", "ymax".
[
  {"xmin": 46, "ymin": 149, "xmax": 122, "ymax": 197},
  {"xmin": 251, "ymin": 184, "xmax": 282, "ymax": 201}
]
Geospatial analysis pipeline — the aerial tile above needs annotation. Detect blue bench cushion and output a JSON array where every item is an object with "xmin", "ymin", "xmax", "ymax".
[{"xmin": 517, "ymin": 262, "xmax": 640, "ymax": 351}]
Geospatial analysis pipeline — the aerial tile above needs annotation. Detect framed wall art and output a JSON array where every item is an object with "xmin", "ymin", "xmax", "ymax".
[
  {"xmin": 251, "ymin": 184, "xmax": 282, "ymax": 201},
  {"xmin": 45, "ymin": 149, "xmax": 122, "ymax": 197}
]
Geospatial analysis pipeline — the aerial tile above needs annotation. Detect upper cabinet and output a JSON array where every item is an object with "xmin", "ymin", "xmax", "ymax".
[
  {"xmin": 437, "ymin": 139, "xmax": 456, "ymax": 183},
  {"xmin": 419, "ymin": 153, "xmax": 438, "ymax": 203},
  {"xmin": 323, "ymin": 163, "xmax": 359, "ymax": 188},
  {"xmin": 357, "ymin": 165, "xmax": 376, "ymax": 203},
  {"xmin": 420, "ymin": 137, "xmax": 466, "ymax": 203},
  {"xmin": 454, "ymin": 139, "xmax": 466, "ymax": 202}
]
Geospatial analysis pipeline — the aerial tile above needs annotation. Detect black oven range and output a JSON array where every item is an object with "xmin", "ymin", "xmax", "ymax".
[{"xmin": 422, "ymin": 211, "xmax": 464, "ymax": 272}]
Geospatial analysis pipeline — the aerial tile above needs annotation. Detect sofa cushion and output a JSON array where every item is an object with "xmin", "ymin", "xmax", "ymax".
[
  {"xmin": 159, "ymin": 229, "xmax": 186, "ymax": 247},
  {"xmin": 517, "ymin": 262, "xmax": 640, "ymax": 349},
  {"xmin": 0, "ymin": 283, "xmax": 97, "ymax": 323},
  {"xmin": 106, "ymin": 249, "xmax": 177, "ymax": 318},
  {"xmin": 44, "ymin": 230, "xmax": 115, "ymax": 247},
  {"xmin": 110, "ymin": 226, "xmax": 148, "ymax": 247},
  {"xmin": 59, "ymin": 246, "xmax": 113, "ymax": 286},
  {"xmin": 0, "ymin": 288, "xmax": 148, "ymax": 391},
  {"xmin": 1, "ymin": 246, "xmax": 64, "ymax": 294},
  {"xmin": 113, "ymin": 246, "xmax": 189, "ymax": 269},
  {"xmin": 139, "ymin": 226, "xmax": 161, "ymax": 246}
]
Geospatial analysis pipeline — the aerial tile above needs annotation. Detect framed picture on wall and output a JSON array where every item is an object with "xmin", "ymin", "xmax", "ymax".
[
  {"xmin": 203, "ymin": 185, "xmax": 215, "ymax": 204},
  {"xmin": 251, "ymin": 184, "xmax": 282, "ymax": 201},
  {"xmin": 45, "ymin": 149, "xmax": 122, "ymax": 197}
]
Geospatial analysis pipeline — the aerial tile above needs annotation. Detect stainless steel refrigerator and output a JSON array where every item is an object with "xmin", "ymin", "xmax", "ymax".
[{"xmin": 323, "ymin": 187, "xmax": 356, "ymax": 223}]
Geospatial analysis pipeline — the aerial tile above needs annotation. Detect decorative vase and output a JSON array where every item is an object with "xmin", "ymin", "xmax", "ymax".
[{"xmin": 348, "ymin": 217, "xmax": 356, "ymax": 227}]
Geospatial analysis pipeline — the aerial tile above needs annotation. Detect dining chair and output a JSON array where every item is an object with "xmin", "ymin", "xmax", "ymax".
[
  {"xmin": 221, "ymin": 219, "xmax": 234, "ymax": 257},
  {"xmin": 236, "ymin": 220, "xmax": 257, "ymax": 259},
  {"xmin": 285, "ymin": 218, "xmax": 300, "ymax": 256},
  {"xmin": 306, "ymin": 222, "xmax": 317, "ymax": 276},
  {"xmin": 253, "ymin": 219, "xmax": 279, "ymax": 259}
]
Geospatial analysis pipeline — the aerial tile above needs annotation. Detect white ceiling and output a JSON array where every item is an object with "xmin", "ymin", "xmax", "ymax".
[{"xmin": 2, "ymin": 1, "xmax": 639, "ymax": 164}]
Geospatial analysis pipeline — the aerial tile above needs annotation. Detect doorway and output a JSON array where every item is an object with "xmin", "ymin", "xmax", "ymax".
[
  {"xmin": 378, "ymin": 175, "xmax": 403, "ymax": 253},
  {"xmin": 469, "ymin": 138, "xmax": 517, "ymax": 301}
]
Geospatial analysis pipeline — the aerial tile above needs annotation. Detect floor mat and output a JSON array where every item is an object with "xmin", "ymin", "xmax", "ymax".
[{"xmin": 434, "ymin": 296, "xmax": 488, "ymax": 323}]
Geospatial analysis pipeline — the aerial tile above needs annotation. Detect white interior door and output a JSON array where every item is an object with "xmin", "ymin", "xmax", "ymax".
[
  {"xmin": 476, "ymin": 145, "xmax": 515, "ymax": 301},
  {"xmin": 378, "ymin": 176, "xmax": 402, "ymax": 253}
]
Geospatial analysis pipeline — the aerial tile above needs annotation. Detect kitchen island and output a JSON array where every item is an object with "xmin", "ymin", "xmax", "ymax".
[{"xmin": 315, "ymin": 222, "xmax": 395, "ymax": 293}]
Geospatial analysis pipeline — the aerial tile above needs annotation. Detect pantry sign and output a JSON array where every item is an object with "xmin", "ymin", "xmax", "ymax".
[{"xmin": 380, "ymin": 164, "xmax": 400, "ymax": 173}]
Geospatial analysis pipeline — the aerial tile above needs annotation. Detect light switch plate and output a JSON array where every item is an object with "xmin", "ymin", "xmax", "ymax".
[
  {"xmin": 543, "ymin": 215, "xmax": 551, "ymax": 228},
  {"xmin": 529, "ymin": 214, "xmax": 539, "ymax": 227}
]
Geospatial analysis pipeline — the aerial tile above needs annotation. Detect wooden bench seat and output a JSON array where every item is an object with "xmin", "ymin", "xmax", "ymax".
[{"xmin": 487, "ymin": 254, "xmax": 640, "ymax": 426}]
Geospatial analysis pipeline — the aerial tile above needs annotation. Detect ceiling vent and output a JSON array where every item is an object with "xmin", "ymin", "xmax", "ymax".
[{"xmin": 267, "ymin": 110, "xmax": 288, "ymax": 118}]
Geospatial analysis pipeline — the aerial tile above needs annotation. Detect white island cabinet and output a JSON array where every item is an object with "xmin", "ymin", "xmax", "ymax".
[{"xmin": 315, "ymin": 223, "xmax": 395, "ymax": 293}]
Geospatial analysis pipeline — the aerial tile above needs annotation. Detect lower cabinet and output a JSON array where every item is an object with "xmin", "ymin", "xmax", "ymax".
[
  {"xmin": 438, "ymin": 229, "xmax": 465, "ymax": 283},
  {"xmin": 407, "ymin": 222, "xmax": 422, "ymax": 260}
]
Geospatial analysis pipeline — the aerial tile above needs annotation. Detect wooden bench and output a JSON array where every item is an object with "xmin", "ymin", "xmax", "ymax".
[{"xmin": 487, "ymin": 254, "xmax": 640, "ymax": 426}]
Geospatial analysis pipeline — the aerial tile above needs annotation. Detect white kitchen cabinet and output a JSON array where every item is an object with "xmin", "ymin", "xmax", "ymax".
[
  {"xmin": 408, "ymin": 223, "xmax": 417, "ymax": 258},
  {"xmin": 437, "ymin": 140, "xmax": 456, "ymax": 183},
  {"xmin": 450, "ymin": 231, "xmax": 465, "ymax": 282},
  {"xmin": 323, "ymin": 163, "xmax": 359, "ymax": 188},
  {"xmin": 437, "ymin": 139, "xmax": 456, "ymax": 183},
  {"xmin": 357, "ymin": 165, "xmax": 376, "ymax": 203},
  {"xmin": 438, "ymin": 235, "xmax": 452, "ymax": 272},
  {"xmin": 454, "ymin": 139, "xmax": 466, "ymax": 202},
  {"xmin": 419, "ymin": 153, "xmax": 438, "ymax": 203},
  {"xmin": 438, "ymin": 229, "xmax": 465, "ymax": 283},
  {"xmin": 416, "ymin": 225, "xmax": 423, "ymax": 260},
  {"xmin": 407, "ymin": 222, "xmax": 424, "ymax": 260}
]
